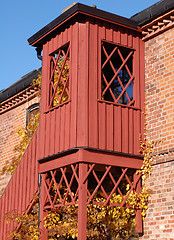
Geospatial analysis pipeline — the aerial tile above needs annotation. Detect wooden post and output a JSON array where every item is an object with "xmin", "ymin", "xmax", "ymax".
[
  {"xmin": 40, "ymin": 174, "xmax": 48, "ymax": 240},
  {"xmin": 134, "ymin": 172, "xmax": 143, "ymax": 233},
  {"xmin": 78, "ymin": 163, "xmax": 88, "ymax": 240}
]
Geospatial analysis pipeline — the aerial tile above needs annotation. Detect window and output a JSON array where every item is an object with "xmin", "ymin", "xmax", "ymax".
[
  {"xmin": 49, "ymin": 43, "xmax": 70, "ymax": 108},
  {"xmin": 26, "ymin": 103, "xmax": 40, "ymax": 126},
  {"xmin": 101, "ymin": 41, "xmax": 134, "ymax": 106}
]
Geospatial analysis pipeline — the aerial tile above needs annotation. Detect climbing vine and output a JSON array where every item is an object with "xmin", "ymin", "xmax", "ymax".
[{"xmin": 3, "ymin": 69, "xmax": 160, "ymax": 239}]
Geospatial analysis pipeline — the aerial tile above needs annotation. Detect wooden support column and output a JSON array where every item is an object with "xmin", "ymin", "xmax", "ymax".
[
  {"xmin": 40, "ymin": 174, "xmax": 48, "ymax": 240},
  {"xmin": 78, "ymin": 163, "xmax": 88, "ymax": 240},
  {"xmin": 134, "ymin": 172, "xmax": 143, "ymax": 233}
]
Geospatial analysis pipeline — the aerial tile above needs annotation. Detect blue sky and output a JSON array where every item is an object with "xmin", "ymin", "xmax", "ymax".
[{"xmin": 0, "ymin": 0, "xmax": 159, "ymax": 90}]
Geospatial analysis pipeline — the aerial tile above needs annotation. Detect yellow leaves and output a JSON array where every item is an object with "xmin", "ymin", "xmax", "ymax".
[
  {"xmin": 1, "ymin": 111, "xmax": 40, "ymax": 175},
  {"xmin": 53, "ymin": 56, "xmax": 69, "ymax": 107},
  {"xmin": 32, "ymin": 72, "xmax": 42, "ymax": 89},
  {"xmin": 5, "ymin": 198, "xmax": 39, "ymax": 240}
]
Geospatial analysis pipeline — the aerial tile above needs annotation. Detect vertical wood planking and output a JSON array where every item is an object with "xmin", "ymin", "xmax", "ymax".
[
  {"xmin": 133, "ymin": 34, "xmax": 141, "ymax": 155},
  {"xmin": 22, "ymin": 153, "xmax": 28, "ymax": 211},
  {"xmin": 122, "ymin": 107, "xmax": 129, "ymax": 153},
  {"xmin": 114, "ymin": 26, "xmax": 121, "ymax": 44},
  {"xmin": 31, "ymin": 133, "xmax": 36, "ymax": 196},
  {"xmin": 121, "ymin": 28, "xmax": 128, "ymax": 46},
  {"xmin": 26, "ymin": 144, "xmax": 31, "ymax": 207},
  {"xmin": 65, "ymin": 103, "xmax": 70, "ymax": 150},
  {"xmin": 3, "ymin": 188, "xmax": 9, "ymax": 238},
  {"xmin": 88, "ymin": 20, "xmax": 98, "ymax": 148},
  {"xmin": 60, "ymin": 106, "xmax": 65, "ymax": 152},
  {"xmin": 106, "ymin": 104, "xmax": 114, "ymax": 151},
  {"xmin": 1, "ymin": 192, "xmax": 5, "ymax": 239},
  {"xmin": 35, "ymin": 132, "xmax": 38, "ymax": 194},
  {"xmin": 140, "ymin": 39, "xmax": 145, "ymax": 139},
  {"xmin": 98, "ymin": 21, "xmax": 106, "ymax": 150},
  {"xmin": 99, "ymin": 103, "xmax": 106, "ymax": 149},
  {"xmin": 55, "ymin": 107, "xmax": 60, "ymax": 153},
  {"xmin": 128, "ymin": 31, "xmax": 133, "ymax": 48},
  {"xmin": 70, "ymin": 22, "xmax": 78, "ymax": 148},
  {"xmin": 134, "ymin": 109, "xmax": 141, "ymax": 155},
  {"xmin": 0, "ymin": 130, "xmax": 39, "ymax": 239},
  {"xmin": 40, "ymin": 42, "xmax": 49, "ymax": 159},
  {"xmin": 18, "ymin": 154, "xmax": 24, "ymax": 212},
  {"xmin": 129, "ymin": 108, "xmax": 134, "ymax": 154},
  {"xmin": 15, "ymin": 164, "xmax": 21, "ymax": 214},
  {"xmin": 106, "ymin": 23, "xmax": 113, "ymax": 41},
  {"xmin": 50, "ymin": 110, "xmax": 55, "ymax": 155},
  {"xmin": 133, "ymin": 35, "xmax": 140, "ymax": 109},
  {"xmin": 114, "ymin": 106, "xmax": 122, "ymax": 152},
  {"xmin": 0, "ymin": 195, "xmax": 4, "ymax": 238},
  {"xmin": 77, "ymin": 21, "xmax": 89, "ymax": 147}
]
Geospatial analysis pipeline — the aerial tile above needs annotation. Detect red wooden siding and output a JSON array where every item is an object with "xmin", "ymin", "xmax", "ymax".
[
  {"xmin": 0, "ymin": 129, "xmax": 39, "ymax": 240},
  {"xmin": 38, "ymin": 18, "xmax": 144, "ymax": 160}
]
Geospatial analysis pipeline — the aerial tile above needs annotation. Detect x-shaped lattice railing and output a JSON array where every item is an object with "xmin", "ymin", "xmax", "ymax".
[
  {"xmin": 49, "ymin": 44, "xmax": 70, "ymax": 108},
  {"xmin": 101, "ymin": 43, "xmax": 134, "ymax": 105},
  {"xmin": 43, "ymin": 164, "xmax": 79, "ymax": 209},
  {"xmin": 83, "ymin": 164, "xmax": 141, "ymax": 207},
  {"xmin": 42, "ymin": 163, "xmax": 141, "ymax": 209}
]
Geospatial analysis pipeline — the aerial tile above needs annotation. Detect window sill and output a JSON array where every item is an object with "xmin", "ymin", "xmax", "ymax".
[
  {"xmin": 97, "ymin": 99, "xmax": 140, "ymax": 110},
  {"xmin": 45, "ymin": 100, "xmax": 71, "ymax": 113}
]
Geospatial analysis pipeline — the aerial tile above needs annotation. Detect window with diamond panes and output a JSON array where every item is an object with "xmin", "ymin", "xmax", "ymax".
[
  {"xmin": 49, "ymin": 43, "xmax": 70, "ymax": 108},
  {"xmin": 101, "ymin": 41, "xmax": 134, "ymax": 106}
]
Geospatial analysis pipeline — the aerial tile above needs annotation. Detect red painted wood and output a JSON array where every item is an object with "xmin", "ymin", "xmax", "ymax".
[
  {"xmin": 114, "ymin": 26, "xmax": 121, "ymax": 44},
  {"xmin": 99, "ymin": 102, "xmax": 106, "ymax": 149},
  {"xmin": 70, "ymin": 22, "xmax": 78, "ymax": 148},
  {"xmin": 39, "ymin": 149, "xmax": 143, "ymax": 174},
  {"xmin": 60, "ymin": 105, "xmax": 65, "ymax": 152},
  {"xmin": 1, "ymin": 14, "xmax": 145, "ymax": 240},
  {"xmin": 128, "ymin": 31, "xmax": 133, "ymax": 48},
  {"xmin": 106, "ymin": 104, "xmax": 114, "ymax": 151},
  {"xmin": 3, "ymin": 188, "xmax": 9, "ymax": 238},
  {"xmin": 89, "ymin": 20, "xmax": 98, "ymax": 148},
  {"xmin": 0, "ymin": 130, "xmax": 39, "ymax": 240},
  {"xmin": 114, "ymin": 105, "xmax": 122, "ymax": 152},
  {"xmin": 40, "ymin": 174, "xmax": 48, "ymax": 239},
  {"xmin": 26, "ymin": 145, "xmax": 31, "ymax": 206},
  {"xmin": 77, "ymin": 21, "xmax": 89, "ymax": 147},
  {"xmin": 129, "ymin": 108, "xmax": 134, "ymax": 154},
  {"xmin": 78, "ymin": 163, "xmax": 87, "ymax": 240},
  {"xmin": 134, "ymin": 173, "xmax": 143, "ymax": 233},
  {"xmin": 65, "ymin": 103, "xmax": 70, "ymax": 150},
  {"xmin": 106, "ymin": 23, "xmax": 113, "ymax": 41},
  {"xmin": 55, "ymin": 107, "xmax": 60, "ymax": 153},
  {"xmin": 122, "ymin": 107, "xmax": 129, "ymax": 153},
  {"xmin": 133, "ymin": 35, "xmax": 140, "ymax": 109},
  {"xmin": 121, "ymin": 27, "xmax": 128, "ymax": 46},
  {"xmin": 140, "ymin": 39, "xmax": 145, "ymax": 140}
]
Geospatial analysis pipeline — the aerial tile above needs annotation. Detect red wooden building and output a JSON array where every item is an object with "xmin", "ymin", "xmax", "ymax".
[{"xmin": 0, "ymin": 3, "xmax": 145, "ymax": 239}]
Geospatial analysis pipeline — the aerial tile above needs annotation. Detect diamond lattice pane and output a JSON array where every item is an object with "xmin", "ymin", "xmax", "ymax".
[
  {"xmin": 49, "ymin": 43, "xmax": 70, "ymax": 108},
  {"xmin": 86, "ymin": 164, "xmax": 139, "ymax": 207},
  {"xmin": 43, "ymin": 164, "xmax": 79, "ymax": 210},
  {"xmin": 101, "ymin": 41, "xmax": 134, "ymax": 106}
]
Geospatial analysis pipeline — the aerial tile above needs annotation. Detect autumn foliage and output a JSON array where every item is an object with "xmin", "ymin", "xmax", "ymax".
[{"xmin": 2, "ymin": 64, "xmax": 157, "ymax": 239}]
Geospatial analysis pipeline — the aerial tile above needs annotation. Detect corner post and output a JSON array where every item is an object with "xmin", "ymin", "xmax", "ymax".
[
  {"xmin": 40, "ymin": 174, "xmax": 48, "ymax": 239},
  {"xmin": 134, "ymin": 172, "xmax": 143, "ymax": 233},
  {"xmin": 78, "ymin": 163, "xmax": 88, "ymax": 240}
]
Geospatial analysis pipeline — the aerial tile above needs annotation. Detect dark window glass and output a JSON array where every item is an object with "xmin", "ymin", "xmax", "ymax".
[{"xmin": 101, "ymin": 41, "xmax": 134, "ymax": 105}]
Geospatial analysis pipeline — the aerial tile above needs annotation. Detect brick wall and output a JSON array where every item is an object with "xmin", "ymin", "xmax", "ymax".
[
  {"xmin": 0, "ymin": 96, "xmax": 39, "ymax": 196},
  {"xmin": 140, "ymin": 26, "xmax": 174, "ymax": 239}
]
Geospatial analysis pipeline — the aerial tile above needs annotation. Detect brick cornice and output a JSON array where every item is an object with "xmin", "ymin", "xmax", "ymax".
[
  {"xmin": 141, "ymin": 9, "xmax": 174, "ymax": 41},
  {"xmin": 0, "ymin": 86, "xmax": 39, "ymax": 114}
]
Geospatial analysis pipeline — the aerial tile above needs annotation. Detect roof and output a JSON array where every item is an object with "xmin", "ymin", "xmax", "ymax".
[
  {"xmin": 28, "ymin": 2, "xmax": 139, "ymax": 47},
  {"xmin": 0, "ymin": 69, "xmax": 40, "ymax": 103},
  {"xmin": 131, "ymin": 0, "xmax": 174, "ymax": 26}
]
